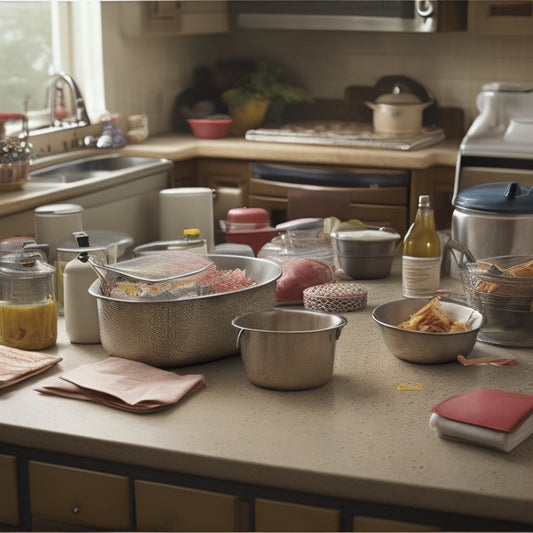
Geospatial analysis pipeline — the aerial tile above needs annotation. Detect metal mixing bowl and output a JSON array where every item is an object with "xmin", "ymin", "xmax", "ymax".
[
  {"xmin": 372, "ymin": 298, "xmax": 485, "ymax": 364},
  {"xmin": 331, "ymin": 226, "xmax": 400, "ymax": 279},
  {"xmin": 232, "ymin": 308, "xmax": 347, "ymax": 390},
  {"xmin": 89, "ymin": 255, "xmax": 282, "ymax": 367}
]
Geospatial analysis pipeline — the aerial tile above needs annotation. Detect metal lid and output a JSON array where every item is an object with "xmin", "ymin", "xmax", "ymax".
[{"xmin": 454, "ymin": 182, "xmax": 533, "ymax": 214}]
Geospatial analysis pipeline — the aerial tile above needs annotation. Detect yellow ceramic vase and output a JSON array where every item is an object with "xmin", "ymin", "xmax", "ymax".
[{"xmin": 228, "ymin": 99, "xmax": 270, "ymax": 136}]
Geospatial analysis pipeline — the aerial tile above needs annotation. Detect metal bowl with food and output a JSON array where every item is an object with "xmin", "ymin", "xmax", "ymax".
[
  {"xmin": 232, "ymin": 308, "xmax": 347, "ymax": 390},
  {"xmin": 89, "ymin": 255, "xmax": 282, "ymax": 367},
  {"xmin": 372, "ymin": 298, "xmax": 485, "ymax": 364}
]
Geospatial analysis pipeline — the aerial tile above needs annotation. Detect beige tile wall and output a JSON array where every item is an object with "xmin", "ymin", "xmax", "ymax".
[{"xmin": 101, "ymin": 3, "xmax": 533, "ymax": 136}]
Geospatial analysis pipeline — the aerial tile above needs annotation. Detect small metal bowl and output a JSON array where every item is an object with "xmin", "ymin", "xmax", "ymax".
[
  {"xmin": 232, "ymin": 308, "xmax": 347, "ymax": 390},
  {"xmin": 331, "ymin": 226, "xmax": 400, "ymax": 279},
  {"xmin": 372, "ymin": 298, "xmax": 485, "ymax": 364}
]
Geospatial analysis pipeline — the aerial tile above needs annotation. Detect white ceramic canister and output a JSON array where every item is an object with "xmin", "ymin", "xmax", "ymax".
[
  {"xmin": 63, "ymin": 233, "xmax": 105, "ymax": 344},
  {"xmin": 159, "ymin": 188, "xmax": 215, "ymax": 252},
  {"xmin": 34, "ymin": 203, "xmax": 84, "ymax": 264}
]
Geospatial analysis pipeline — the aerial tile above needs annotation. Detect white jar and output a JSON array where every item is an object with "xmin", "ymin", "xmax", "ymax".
[{"xmin": 63, "ymin": 235, "xmax": 103, "ymax": 344}]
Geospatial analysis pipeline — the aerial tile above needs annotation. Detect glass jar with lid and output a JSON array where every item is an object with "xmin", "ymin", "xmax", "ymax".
[{"xmin": 0, "ymin": 248, "xmax": 57, "ymax": 350}]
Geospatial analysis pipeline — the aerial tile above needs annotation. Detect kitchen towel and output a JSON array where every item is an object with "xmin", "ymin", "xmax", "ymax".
[
  {"xmin": 429, "ymin": 388, "xmax": 533, "ymax": 453},
  {"xmin": 0, "ymin": 345, "xmax": 62, "ymax": 389},
  {"xmin": 35, "ymin": 357, "xmax": 205, "ymax": 413}
]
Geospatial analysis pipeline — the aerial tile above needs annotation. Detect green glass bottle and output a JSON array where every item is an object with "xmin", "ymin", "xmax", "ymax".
[{"xmin": 402, "ymin": 195, "xmax": 441, "ymax": 297}]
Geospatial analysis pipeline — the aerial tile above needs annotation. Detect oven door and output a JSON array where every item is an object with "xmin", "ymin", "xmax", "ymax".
[{"xmin": 248, "ymin": 163, "xmax": 409, "ymax": 235}]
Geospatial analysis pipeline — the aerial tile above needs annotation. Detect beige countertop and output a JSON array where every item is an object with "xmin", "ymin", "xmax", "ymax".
[
  {"xmin": 1, "ymin": 261, "xmax": 532, "ymax": 527},
  {"xmin": 0, "ymin": 136, "xmax": 460, "ymax": 219}
]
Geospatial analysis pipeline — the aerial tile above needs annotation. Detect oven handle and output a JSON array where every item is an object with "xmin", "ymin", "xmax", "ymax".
[{"xmin": 251, "ymin": 163, "xmax": 409, "ymax": 188}]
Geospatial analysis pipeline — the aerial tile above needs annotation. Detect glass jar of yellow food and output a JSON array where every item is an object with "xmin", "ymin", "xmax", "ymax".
[{"xmin": 0, "ymin": 249, "xmax": 57, "ymax": 350}]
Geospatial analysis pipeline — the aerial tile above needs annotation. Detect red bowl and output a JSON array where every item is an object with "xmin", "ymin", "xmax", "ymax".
[
  {"xmin": 187, "ymin": 118, "xmax": 233, "ymax": 139},
  {"xmin": 226, "ymin": 207, "xmax": 269, "ymax": 228}
]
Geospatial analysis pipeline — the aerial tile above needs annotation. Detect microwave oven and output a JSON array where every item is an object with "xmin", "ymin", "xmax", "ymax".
[{"xmin": 229, "ymin": 1, "xmax": 467, "ymax": 33}]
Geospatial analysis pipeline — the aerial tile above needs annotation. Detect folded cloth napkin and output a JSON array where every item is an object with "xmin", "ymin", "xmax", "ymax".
[
  {"xmin": 429, "ymin": 388, "xmax": 533, "ymax": 453},
  {"xmin": 0, "ymin": 345, "xmax": 62, "ymax": 389},
  {"xmin": 35, "ymin": 357, "xmax": 205, "ymax": 413}
]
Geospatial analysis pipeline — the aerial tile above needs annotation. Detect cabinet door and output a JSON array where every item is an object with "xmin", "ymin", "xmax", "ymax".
[
  {"xmin": 468, "ymin": 0, "xmax": 533, "ymax": 34},
  {"xmin": 255, "ymin": 498, "xmax": 340, "ymax": 532},
  {"xmin": 135, "ymin": 479, "xmax": 248, "ymax": 531},
  {"xmin": 197, "ymin": 159, "xmax": 251, "ymax": 242},
  {"xmin": 171, "ymin": 160, "xmax": 198, "ymax": 188},
  {"xmin": 0, "ymin": 454, "xmax": 19, "ymax": 526},
  {"xmin": 28, "ymin": 461, "xmax": 131, "ymax": 530}
]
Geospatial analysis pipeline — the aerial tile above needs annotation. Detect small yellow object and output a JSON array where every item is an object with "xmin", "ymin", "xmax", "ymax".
[{"xmin": 396, "ymin": 382, "xmax": 423, "ymax": 391}]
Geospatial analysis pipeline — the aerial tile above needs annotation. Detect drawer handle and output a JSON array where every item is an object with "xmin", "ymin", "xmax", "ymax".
[{"xmin": 72, "ymin": 506, "xmax": 81, "ymax": 515}]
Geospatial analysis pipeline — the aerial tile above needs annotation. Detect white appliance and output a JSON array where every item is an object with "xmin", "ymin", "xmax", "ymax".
[{"xmin": 453, "ymin": 82, "xmax": 533, "ymax": 202}]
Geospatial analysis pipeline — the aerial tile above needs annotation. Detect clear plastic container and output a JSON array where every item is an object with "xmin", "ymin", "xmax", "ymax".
[{"xmin": 258, "ymin": 227, "xmax": 335, "ymax": 267}]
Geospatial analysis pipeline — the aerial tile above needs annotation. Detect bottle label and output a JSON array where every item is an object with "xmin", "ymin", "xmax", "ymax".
[{"xmin": 402, "ymin": 256, "xmax": 441, "ymax": 298}]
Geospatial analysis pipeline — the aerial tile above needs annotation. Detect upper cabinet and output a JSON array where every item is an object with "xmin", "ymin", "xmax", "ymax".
[
  {"xmin": 468, "ymin": 0, "xmax": 533, "ymax": 34},
  {"xmin": 121, "ymin": 1, "xmax": 229, "ymax": 37}
]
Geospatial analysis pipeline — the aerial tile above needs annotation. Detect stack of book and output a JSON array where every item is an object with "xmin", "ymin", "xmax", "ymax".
[{"xmin": 430, "ymin": 388, "xmax": 533, "ymax": 453}]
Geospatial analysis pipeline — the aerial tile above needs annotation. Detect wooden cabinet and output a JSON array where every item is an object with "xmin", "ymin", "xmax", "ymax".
[
  {"xmin": 255, "ymin": 498, "xmax": 341, "ymax": 532},
  {"xmin": 197, "ymin": 159, "xmax": 251, "ymax": 242},
  {"xmin": 28, "ymin": 461, "xmax": 131, "ymax": 531},
  {"xmin": 249, "ymin": 176, "xmax": 408, "ymax": 235},
  {"xmin": 171, "ymin": 159, "xmax": 198, "ymax": 188},
  {"xmin": 352, "ymin": 515, "xmax": 441, "ymax": 531},
  {"xmin": 409, "ymin": 166, "xmax": 455, "ymax": 231},
  {"xmin": 121, "ymin": 1, "xmax": 228, "ymax": 37},
  {"xmin": 468, "ymin": 0, "xmax": 533, "ymax": 34},
  {"xmin": 135, "ymin": 479, "xmax": 248, "ymax": 531},
  {"xmin": 0, "ymin": 454, "xmax": 19, "ymax": 527}
]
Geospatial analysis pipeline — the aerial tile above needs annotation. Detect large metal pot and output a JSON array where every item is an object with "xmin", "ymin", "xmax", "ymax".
[
  {"xmin": 451, "ymin": 181, "xmax": 533, "ymax": 264},
  {"xmin": 89, "ymin": 255, "xmax": 282, "ymax": 367}
]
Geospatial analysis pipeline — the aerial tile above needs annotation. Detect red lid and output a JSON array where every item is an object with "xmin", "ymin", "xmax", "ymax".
[{"xmin": 226, "ymin": 207, "xmax": 269, "ymax": 225}]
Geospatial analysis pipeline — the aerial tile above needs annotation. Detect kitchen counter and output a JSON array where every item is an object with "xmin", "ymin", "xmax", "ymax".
[
  {"xmin": 120, "ymin": 134, "xmax": 460, "ymax": 168},
  {"xmin": 1, "ymin": 261, "xmax": 532, "ymax": 529},
  {"xmin": 0, "ymin": 136, "xmax": 459, "ymax": 220}
]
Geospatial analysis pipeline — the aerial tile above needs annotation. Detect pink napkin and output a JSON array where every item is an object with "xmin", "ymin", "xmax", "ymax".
[
  {"xmin": 0, "ymin": 345, "xmax": 62, "ymax": 389},
  {"xmin": 35, "ymin": 357, "xmax": 205, "ymax": 413}
]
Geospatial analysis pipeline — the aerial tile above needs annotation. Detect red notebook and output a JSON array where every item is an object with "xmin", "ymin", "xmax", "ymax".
[
  {"xmin": 432, "ymin": 388, "xmax": 533, "ymax": 432},
  {"xmin": 430, "ymin": 388, "xmax": 533, "ymax": 453}
]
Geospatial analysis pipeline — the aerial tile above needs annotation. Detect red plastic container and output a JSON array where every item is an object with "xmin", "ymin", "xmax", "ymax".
[{"xmin": 187, "ymin": 118, "xmax": 233, "ymax": 139}]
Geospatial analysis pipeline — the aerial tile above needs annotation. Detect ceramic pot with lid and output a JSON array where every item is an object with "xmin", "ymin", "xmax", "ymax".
[
  {"xmin": 366, "ymin": 86, "xmax": 433, "ymax": 136},
  {"xmin": 451, "ymin": 181, "xmax": 533, "ymax": 273}
]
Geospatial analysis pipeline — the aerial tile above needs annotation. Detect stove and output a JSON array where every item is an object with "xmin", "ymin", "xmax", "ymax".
[{"xmin": 245, "ymin": 120, "xmax": 445, "ymax": 151}]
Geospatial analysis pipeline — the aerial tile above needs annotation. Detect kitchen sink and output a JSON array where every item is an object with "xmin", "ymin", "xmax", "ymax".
[{"xmin": 29, "ymin": 154, "xmax": 173, "ymax": 183}]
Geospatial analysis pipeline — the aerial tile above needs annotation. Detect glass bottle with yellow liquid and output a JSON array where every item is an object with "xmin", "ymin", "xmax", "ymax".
[{"xmin": 402, "ymin": 195, "xmax": 441, "ymax": 297}]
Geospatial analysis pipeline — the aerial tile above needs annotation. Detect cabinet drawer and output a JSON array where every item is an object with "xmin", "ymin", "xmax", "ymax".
[
  {"xmin": 352, "ymin": 515, "xmax": 441, "ymax": 531},
  {"xmin": 135, "ymin": 479, "xmax": 248, "ymax": 531},
  {"xmin": 29, "ymin": 461, "xmax": 131, "ymax": 530},
  {"xmin": 255, "ymin": 498, "xmax": 340, "ymax": 532},
  {"xmin": 0, "ymin": 454, "xmax": 19, "ymax": 526}
]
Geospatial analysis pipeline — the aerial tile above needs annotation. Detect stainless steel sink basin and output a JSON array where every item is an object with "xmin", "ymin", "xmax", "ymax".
[{"xmin": 29, "ymin": 154, "xmax": 173, "ymax": 183}]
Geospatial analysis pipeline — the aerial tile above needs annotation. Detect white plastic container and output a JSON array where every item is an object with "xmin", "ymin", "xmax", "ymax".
[
  {"xmin": 63, "ymin": 233, "xmax": 105, "ymax": 344},
  {"xmin": 159, "ymin": 188, "xmax": 214, "ymax": 252}
]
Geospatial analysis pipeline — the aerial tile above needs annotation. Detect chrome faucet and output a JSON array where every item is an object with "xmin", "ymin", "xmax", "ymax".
[{"xmin": 48, "ymin": 72, "xmax": 91, "ymax": 127}]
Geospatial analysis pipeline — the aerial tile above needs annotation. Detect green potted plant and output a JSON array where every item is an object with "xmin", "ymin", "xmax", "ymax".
[{"xmin": 221, "ymin": 60, "xmax": 313, "ymax": 136}]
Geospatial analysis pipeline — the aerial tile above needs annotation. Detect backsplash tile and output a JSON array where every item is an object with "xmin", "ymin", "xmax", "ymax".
[{"xmin": 101, "ymin": 3, "xmax": 533, "ymax": 137}]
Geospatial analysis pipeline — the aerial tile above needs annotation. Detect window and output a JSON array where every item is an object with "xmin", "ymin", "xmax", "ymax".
[{"xmin": 0, "ymin": 1, "xmax": 105, "ymax": 134}]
